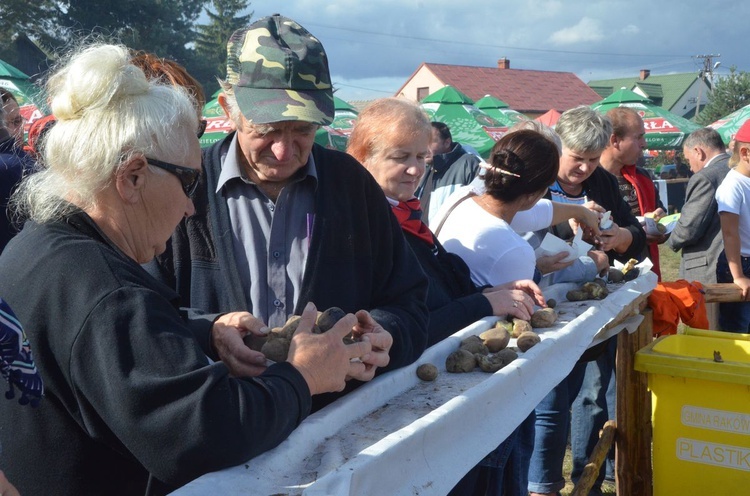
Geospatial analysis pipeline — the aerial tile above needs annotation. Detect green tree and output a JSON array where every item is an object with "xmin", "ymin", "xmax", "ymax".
[
  {"xmin": 696, "ymin": 67, "xmax": 750, "ymax": 125},
  {"xmin": 0, "ymin": 0, "xmax": 63, "ymax": 66},
  {"xmin": 59, "ymin": 0, "xmax": 207, "ymax": 63},
  {"xmin": 194, "ymin": 0, "xmax": 253, "ymax": 85}
]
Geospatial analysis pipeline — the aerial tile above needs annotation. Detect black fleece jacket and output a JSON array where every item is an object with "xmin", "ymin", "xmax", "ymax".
[
  {"xmin": 149, "ymin": 133, "xmax": 429, "ymax": 375},
  {"xmin": 0, "ymin": 210, "xmax": 312, "ymax": 496}
]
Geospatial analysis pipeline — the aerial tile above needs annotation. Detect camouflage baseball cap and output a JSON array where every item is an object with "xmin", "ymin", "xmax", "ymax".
[{"xmin": 226, "ymin": 14, "xmax": 334, "ymax": 126}]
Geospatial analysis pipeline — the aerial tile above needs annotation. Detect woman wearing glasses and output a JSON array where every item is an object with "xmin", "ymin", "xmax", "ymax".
[
  {"xmin": 0, "ymin": 89, "xmax": 25, "ymax": 148},
  {"xmin": 0, "ymin": 43, "xmax": 370, "ymax": 496}
]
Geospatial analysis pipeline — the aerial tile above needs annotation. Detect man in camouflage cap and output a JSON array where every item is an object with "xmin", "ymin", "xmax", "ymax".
[
  {"xmin": 150, "ymin": 14, "xmax": 428, "ymax": 411},
  {"xmin": 224, "ymin": 15, "xmax": 334, "ymax": 126}
]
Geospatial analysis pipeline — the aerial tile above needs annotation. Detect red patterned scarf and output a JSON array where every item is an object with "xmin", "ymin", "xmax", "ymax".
[{"xmin": 391, "ymin": 198, "xmax": 434, "ymax": 245}]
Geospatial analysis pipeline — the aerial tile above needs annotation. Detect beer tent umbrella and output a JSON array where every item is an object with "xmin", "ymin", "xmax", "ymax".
[
  {"xmin": 590, "ymin": 88, "xmax": 701, "ymax": 150},
  {"xmin": 200, "ymin": 90, "xmax": 234, "ymax": 148},
  {"xmin": 708, "ymin": 103, "xmax": 750, "ymax": 144},
  {"xmin": 314, "ymin": 96, "xmax": 358, "ymax": 152},
  {"xmin": 535, "ymin": 109, "xmax": 562, "ymax": 128},
  {"xmin": 475, "ymin": 95, "xmax": 529, "ymax": 128},
  {"xmin": 0, "ymin": 59, "xmax": 49, "ymax": 140},
  {"xmin": 420, "ymin": 85, "xmax": 506, "ymax": 158}
]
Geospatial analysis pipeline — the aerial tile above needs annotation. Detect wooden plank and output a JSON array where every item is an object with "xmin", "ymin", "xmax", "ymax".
[
  {"xmin": 615, "ymin": 308, "xmax": 653, "ymax": 496},
  {"xmin": 571, "ymin": 420, "xmax": 617, "ymax": 496},
  {"xmin": 703, "ymin": 283, "xmax": 744, "ymax": 303},
  {"xmin": 602, "ymin": 292, "xmax": 649, "ymax": 332}
]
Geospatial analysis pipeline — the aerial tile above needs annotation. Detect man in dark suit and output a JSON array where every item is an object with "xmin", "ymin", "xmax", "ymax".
[{"xmin": 668, "ymin": 127, "xmax": 730, "ymax": 283}]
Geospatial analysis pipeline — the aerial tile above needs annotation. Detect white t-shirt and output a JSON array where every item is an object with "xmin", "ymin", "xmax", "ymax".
[
  {"xmin": 434, "ymin": 186, "xmax": 554, "ymax": 286},
  {"xmin": 715, "ymin": 168, "xmax": 750, "ymax": 256}
]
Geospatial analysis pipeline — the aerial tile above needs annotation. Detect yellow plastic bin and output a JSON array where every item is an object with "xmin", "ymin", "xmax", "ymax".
[
  {"xmin": 635, "ymin": 334, "xmax": 750, "ymax": 495},
  {"xmin": 682, "ymin": 326, "xmax": 750, "ymax": 341}
]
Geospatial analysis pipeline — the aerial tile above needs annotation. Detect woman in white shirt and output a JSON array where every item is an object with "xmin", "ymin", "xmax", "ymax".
[{"xmin": 434, "ymin": 130, "xmax": 600, "ymax": 286}]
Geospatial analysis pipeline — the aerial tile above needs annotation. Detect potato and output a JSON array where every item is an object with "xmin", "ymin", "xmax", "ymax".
[
  {"xmin": 511, "ymin": 318, "xmax": 532, "ymax": 338},
  {"xmin": 278, "ymin": 316, "xmax": 301, "ymax": 339},
  {"xmin": 317, "ymin": 306, "xmax": 347, "ymax": 332},
  {"xmin": 261, "ymin": 337, "xmax": 290, "ymax": 363},
  {"xmin": 480, "ymin": 326, "xmax": 511, "ymax": 352},
  {"xmin": 546, "ymin": 298, "xmax": 557, "ymax": 309},
  {"xmin": 581, "ymin": 282, "xmax": 609, "ymax": 300},
  {"xmin": 621, "ymin": 258, "xmax": 638, "ymax": 275},
  {"xmin": 495, "ymin": 348, "xmax": 518, "ymax": 365},
  {"xmin": 516, "ymin": 331, "xmax": 541, "ymax": 352},
  {"xmin": 416, "ymin": 363, "xmax": 438, "ymax": 381},
  {"xmin": 530, "ymin": 308, "xmax": 558, "ymax": 328},
  {"xmin": 566, "ymin": 289, "xmax": 590, "ymax": 301},
  {"xmin": 459, "ymin": 335, "xmax": 489, "ymax": 355},
  {"xmin": 445, "ymin": 349, "xmax": 477, "ymax": 373},
  {"xmin": 476, "ymin": 352, "xmax": 516, "ymax": 373},
  {"xmin": 623, "ymin": 267, "xmax": 640, "ymax": 281},
  {"xmin": 607, "ymin": 268, "xmax": 624, "ymax": 283}
]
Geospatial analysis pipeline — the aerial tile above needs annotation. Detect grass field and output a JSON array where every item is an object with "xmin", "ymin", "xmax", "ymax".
[
  {"xmin": 658, "ymin": 243, "xmax": 681, "ymax": 282},
  {"xmin": 558, "ymin": 244, "xmax": 680, "ymax": 495}
]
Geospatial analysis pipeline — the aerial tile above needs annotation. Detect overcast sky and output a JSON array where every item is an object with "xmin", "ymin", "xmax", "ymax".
[{"xmin": 240, "ymin": 0, "xmax": 745, "ymax": 102}]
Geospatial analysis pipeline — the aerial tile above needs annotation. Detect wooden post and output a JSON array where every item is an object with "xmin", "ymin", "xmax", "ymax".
[
  {"xmin": 616, "ymin": 308, "xmax": 653, "ymax": 496},
  {"xmin": 702, "ymin": 283, "xmax": 744, "ymax": 303},
  {"xmin": 571, "ymin": 420, "xmax": 617, "ymax": 496}
]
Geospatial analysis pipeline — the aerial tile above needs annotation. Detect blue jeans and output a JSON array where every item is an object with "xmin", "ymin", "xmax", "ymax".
[
  {"xmin": 450, "ymin": 413, "xmax": 536, "ymax": 496},
  {"xmin": 717, "ymin": 251, "xmax": 750, "ymax": 333},
  {"xmin": 527, "ymin": 361, "xmax": 587, "ymax": 494},
  {"xmin": 570, "ymin": 336, "xmax": 617, "ymax": 496}
]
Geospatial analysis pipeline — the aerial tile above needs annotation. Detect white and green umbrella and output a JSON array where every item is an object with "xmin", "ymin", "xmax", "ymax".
[
  {"xmin": 314, "ymin": 96, "xmax": 358, "ymax": 152},
  {"xmin": 200, "ymin": 90, "xmax": 234, "ymax": 148},
  {"xmin": 708, "ymin": 104, "xmax": 750, "ymax": 144},
  {"xmin": 420, "ymin": 86, "xmax": 506, "ymax": 158},
  {"xmin": 0, "ymin": 59, "xmax": 49, "ymax": 140},
  {"xmin": 475, "ymin": 94, "xmax": 529, "ymax": 128},
  {"xmin": 591, "ymin": 88, "xmax": 701, "ymax": 150}
]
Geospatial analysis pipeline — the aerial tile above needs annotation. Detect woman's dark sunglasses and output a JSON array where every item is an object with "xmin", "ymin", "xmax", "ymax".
[
  {"xmin": 198, "ymin": 119, "xmax": 207, "ymax": 139},
  {"xmin": 146, "ymin": 157, "xmax": 201, "ymax": 197}
]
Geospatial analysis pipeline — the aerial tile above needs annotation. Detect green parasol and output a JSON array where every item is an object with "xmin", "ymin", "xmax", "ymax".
[
  {"xmin": 475, "ymin": 94, "xmax": 529, "ymax": 128},
  {"xmin": 200, "ymin": 90, "xmax": 233, "ymax": 148},
  {"xmin": 314, "ymin": 96, "xmax": 358, "ymax": 152},
  {"xmin": 591, "ymin": 88, "xmax": 701, "ymax": 150},
  {"xmin": 420, "ymin": 86, "xmax": 505, "ymax": 158},
  {"xmin": 708, "ymin": 104, "xmax": 750, "ymax": 144},
  {"xmin": 0, "ymin": 59, "xmax": 49, "ymax": 140}
]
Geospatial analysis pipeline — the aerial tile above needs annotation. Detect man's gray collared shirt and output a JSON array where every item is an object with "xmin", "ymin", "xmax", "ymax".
[{"xmin": 216, "ymin": 136, "xmax": 317, "ymax": 327}]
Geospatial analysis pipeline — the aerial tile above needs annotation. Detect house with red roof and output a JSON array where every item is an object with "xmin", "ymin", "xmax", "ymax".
[{"xmin": 395, "ymin": 58, "xmax": 601, "ymax": 117}]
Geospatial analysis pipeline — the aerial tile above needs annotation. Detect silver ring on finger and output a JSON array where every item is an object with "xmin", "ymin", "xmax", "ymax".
[{"xmin": 512, "ymin": 301, "xmax": 518, "ymax": 308}]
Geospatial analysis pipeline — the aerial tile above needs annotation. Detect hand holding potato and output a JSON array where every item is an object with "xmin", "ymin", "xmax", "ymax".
[
  {"xmin": 287, "ymin": 303, "xmax": 372, "ymax": 394},
  {"xmin": 351, "ymin": 310, "xmax": 393, "ymax": 380},
  {"xmin": 211, "ymin": 311, "xmax": 271, "ymax": 378}
]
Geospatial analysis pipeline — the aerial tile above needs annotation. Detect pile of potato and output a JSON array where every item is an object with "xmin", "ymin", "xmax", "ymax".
[
  {"xmin": 607, "ymin": 258, "xmax": 640, "ymax": 283},
  {"xmin": 417, "ymin": 308, "xmax": 558, "ymax": 381},
  {"xmin": 243, "ymin": 307, "xmax": 350, "ymax": 362}
]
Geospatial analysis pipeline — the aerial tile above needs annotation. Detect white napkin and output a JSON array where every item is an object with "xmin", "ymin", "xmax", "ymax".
[{"xmin": 536, "ymin": 230, "xmax": 593, "ymax": 263}]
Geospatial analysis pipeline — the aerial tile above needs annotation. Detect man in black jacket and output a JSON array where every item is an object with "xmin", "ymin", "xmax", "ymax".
[
  {"xmin": 150, "ymin": 15, "xmax": 429, "ymax": 399},
  {"xmin": 418, "ymin": 121, "xmax": 480, "ymax": 225}
]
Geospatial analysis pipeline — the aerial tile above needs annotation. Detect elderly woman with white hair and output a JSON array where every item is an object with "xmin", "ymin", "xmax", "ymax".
[{"xmin": 0, "ymin": 44, "xmax": 373, "ymax": 496}]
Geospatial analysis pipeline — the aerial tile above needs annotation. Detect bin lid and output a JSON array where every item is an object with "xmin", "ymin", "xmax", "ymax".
[
  {"xmin": 682, "ymin": 326, "xmax": 750, "ymax": 341},
  {"xmin": 635, "ymin": 334, "xmax": 750, "ymax": 386}
]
